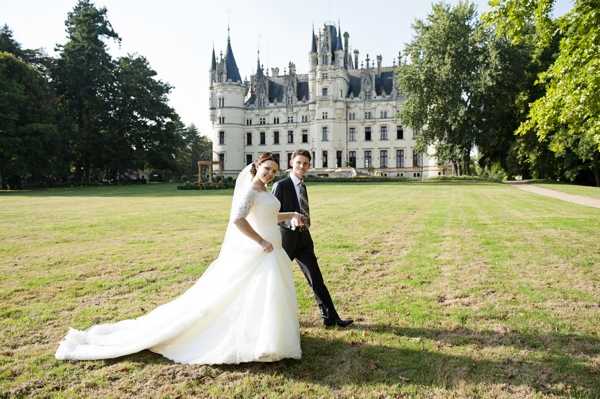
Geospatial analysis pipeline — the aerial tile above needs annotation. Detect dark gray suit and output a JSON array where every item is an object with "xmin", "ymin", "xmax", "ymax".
[{"xmin": 272, "ymin": 176, "xmax": 340, "ymax": 321}]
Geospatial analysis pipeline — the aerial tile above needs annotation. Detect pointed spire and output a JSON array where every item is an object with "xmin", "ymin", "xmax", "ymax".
[
  {"xmin": 256, "ymin": 49, "xmax": 264, "ymax": 77},
  {"xmin": 224, "ymin": 27, "xmax": 241, "ymax": 82},
  {"xmin": 336, "ymin": 21, "xmax": 343, "ymax": 51},
  {"xmin": 211, "ymin": 45, "xmax": 216, "ymax": 71},
  {"xmin": 311, "ymin": 24, "xmax": 317, "ymax": 53}
]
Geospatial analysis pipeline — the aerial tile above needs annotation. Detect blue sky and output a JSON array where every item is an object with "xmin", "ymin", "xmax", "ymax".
[{"xmin": 3, "ymin": 0, "xmax": 572, "ymax": 137}]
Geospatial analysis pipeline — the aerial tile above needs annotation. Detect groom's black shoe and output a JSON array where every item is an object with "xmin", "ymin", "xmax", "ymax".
[{"xmin": 324, "ymin": 318, "xmax": 354, "ymax": 328}]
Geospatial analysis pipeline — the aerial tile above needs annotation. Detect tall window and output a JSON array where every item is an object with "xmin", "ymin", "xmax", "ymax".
[
  {"xmin": 218, "ymin": 116, "xmax": 225, "ymax": 124},
  {"xmin": 246, "ymin": 154, "xmax": 253, "ymax": 165},
  {"xmin": 364, "ymin": 151, "xmax": 372, "ymax": 168},
  {"xmin": 322, "ymin": 87, "xmax": 328, "ymax": 96},
  {"xmin": 349, "ymin": 127, "xmax": 356, "ymax": 142},
  {"xmin": 397, "ymin": 126, "xmax": 404, "ymax": 140},
  {"xmin": 365, "ymin": 127, "xmax": 372, "ymax": 141},
  {"xmin": 380, "ymin": 150, "xmax": 388, "ymax": 168},
  {"xmin": 218, "ymin": 153, "xmax": 225, "ymax": 170},
  {"xmin": 273, "ymin": 116, "xmax": 279, "ymax": 124},
  {"xmin": 312, "ymin": 151, "xmax": 316, "ymax": 167},
  {"xmin": 322, "ymin": 151, "xmax": 328, "ymax": 168},
  {"xmin": 322, "ymin": 111, "xmax": 328, "ymax": 120},
  {"xmin": 246, "ymin": 118, "xmax": 252, "ymax": 126},
  {"xmin": 287, "ymin": 130, "xmax": 294, "ymax": 144},
  {"xmin": 260, "ymin": 132, "xmax": 266, "ymax": 145},
  {"xmin": 246, "ymin": 132, "xmax": 252, "ymax": 146},
  {"xmin": 219, "ymin": 131, "xmax": 225, "ymax": 145},
  {"xmin": 301, "ymin": 115, "xmax": 308, "ymax": 122},
  {"xmin": 287, "ymin": 152, "xmax": 293, "ymax": 167},
  {"xmin": 302, "ymin": 130, "xmax": 309, "ymax": 143},
  {"xmin": 218, "ymin": 97, "xmax": 224, "ymax": 108},
  {"xmin": 349, "ymin": 151, "xmax": 356, "ymax": 168},
  {"xmin": 272, "ymin": 153, "xmax": 280, "ymax": 166},
  {"xmin": 336, "ymin": 151, "xmax": 342, "ymax": 167},
  {"xmin": 322, "ymin": 126, "xmax": 328, "ymax": 142},
  {"xmin": 273, "ymin": 131, "xmax": 279, "ymax": 145},
  {"xmin": 413, "ymin": 151, "xmax": 422, "ymax": 167},
  {"xmin": 396, "ymin": 149, "xmax": 405, "ymax": 168},
  {"xmin": 380, "ymin": 125, "xmax": 388, "ymax": 141}
]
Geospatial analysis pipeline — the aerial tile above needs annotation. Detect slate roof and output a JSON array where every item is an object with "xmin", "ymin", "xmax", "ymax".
[{"xmin": 225, "ymin": 38, "xmax": 241, "ymax": 82}]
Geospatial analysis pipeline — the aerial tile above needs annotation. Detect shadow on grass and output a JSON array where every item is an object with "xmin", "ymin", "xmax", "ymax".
[
  {"xmin": 113, "ymin": 324, "xmax": 599, "ymax": 397},
  {"xmin": 0, "ymin": 183, "xmax": 233, "ymax": 198},
  {"xmin": 0, "ymin": 180, "xmax": 505, "ymax": 198}
]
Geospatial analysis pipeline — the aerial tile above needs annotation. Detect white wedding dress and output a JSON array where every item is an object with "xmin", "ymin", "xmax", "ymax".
[{"xmin": 55, "ymin": 166, "xmax": 301, "ymax": 364}]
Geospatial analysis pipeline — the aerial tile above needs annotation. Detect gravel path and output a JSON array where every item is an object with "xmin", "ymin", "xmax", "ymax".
[{"xmin": 510, "ymin": 184, "xmax": 600, "ymax": 209}]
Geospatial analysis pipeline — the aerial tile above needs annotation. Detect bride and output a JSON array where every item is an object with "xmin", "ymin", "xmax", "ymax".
[{"xmin": 55, "ymin": 153, "xmax": 304, "ymax": 364}]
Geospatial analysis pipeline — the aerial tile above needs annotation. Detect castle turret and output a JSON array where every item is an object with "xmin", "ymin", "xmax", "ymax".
[{"xmin": 211, "ymin": 29, "xmax": 247, "ymax": 176}]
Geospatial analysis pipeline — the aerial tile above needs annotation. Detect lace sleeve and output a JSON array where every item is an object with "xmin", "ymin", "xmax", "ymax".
[{"xmin": 230, "ymin": 189, "xmax": 257, "ymax": 221}]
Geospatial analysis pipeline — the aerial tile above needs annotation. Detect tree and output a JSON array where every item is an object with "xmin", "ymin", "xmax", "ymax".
[
  {"xmin": 0, "ymin": 52, "xmax": 58, "ymax": 188},
  {"xmin": 396, "ymin": 1, "xmax": 489, "ymax": 175},
  {"xmin": 174, "ymin": 124, "xmax": 212, "ymax": 179},
  {"xmin": 518, "ymin": 0, "xmax": 600, "ymax": 185},
  {"xmin": 51, "ymin": 0, "xmax": 121, "ymax": 183},
  {"xmin": 110, "ymin": 54, "xmax": 185, "ymax": 178},
  {"xmin": 486, "ymin": 0, "xmax": 600, "ymax": 185}
]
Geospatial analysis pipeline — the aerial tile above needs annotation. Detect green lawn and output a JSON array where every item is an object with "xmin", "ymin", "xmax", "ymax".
[
  {"xmin": 1, "ymin": 182, "xmax": 599, "ymax": 398},
  {"xmin": 535, "ymin": 183, "xmax": 600, "ymax": 199}
]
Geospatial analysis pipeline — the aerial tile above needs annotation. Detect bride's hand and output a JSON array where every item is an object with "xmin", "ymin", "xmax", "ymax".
[{"xmin": 259, "ymin": 239, "xmax": 274, "ymax": 253}]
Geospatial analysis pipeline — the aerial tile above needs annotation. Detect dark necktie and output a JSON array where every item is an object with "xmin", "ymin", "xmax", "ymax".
[{"xmin": 298, "ymin": 181, "xmax": 311, "ymax": 228}]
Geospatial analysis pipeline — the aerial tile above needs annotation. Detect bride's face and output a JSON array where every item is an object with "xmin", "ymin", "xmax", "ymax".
[{"xmin": 256, "ymin": 160, "xmax": 278, "ymax": 184}]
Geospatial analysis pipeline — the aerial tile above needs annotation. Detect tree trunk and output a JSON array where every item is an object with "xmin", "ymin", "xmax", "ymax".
[
  {"xmin": 592, "ymin": 163, "xmax": 600, "ymax": 187},
  {"xmin": 463, "ymin": 149, "xmax": 471, "ymax": 176}
]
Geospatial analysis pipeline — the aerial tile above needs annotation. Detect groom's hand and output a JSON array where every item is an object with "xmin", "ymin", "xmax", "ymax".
[{"xmin": 291, "ymin": 212, "xmax": 305, "ymax": 227}]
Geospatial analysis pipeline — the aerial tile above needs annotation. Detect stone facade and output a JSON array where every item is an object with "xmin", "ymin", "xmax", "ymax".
[{"xmin": 209, "ymin": 23, "xmax": 443, "ymax": 178}]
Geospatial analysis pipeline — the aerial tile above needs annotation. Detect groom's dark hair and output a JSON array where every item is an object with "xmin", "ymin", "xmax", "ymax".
[{"xmin": 291, "ymin": 149, "xmax": 311, "ymax": 161}]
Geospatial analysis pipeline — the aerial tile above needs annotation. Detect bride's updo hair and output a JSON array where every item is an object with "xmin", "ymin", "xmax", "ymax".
[{"xmin": 250, "ymin": 152, "xmax": 278, "ymax": 176}]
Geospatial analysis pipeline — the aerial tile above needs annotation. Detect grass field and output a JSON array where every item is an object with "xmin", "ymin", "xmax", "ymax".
[{"xmin": 1, "ymin": 182, "xmax": 599, "ymax": 398}]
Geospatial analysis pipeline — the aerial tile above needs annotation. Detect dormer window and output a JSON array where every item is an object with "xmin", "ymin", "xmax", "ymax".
[{"xmin": 322, "ymin": 73, "xmax": 328, "ymax": 79}]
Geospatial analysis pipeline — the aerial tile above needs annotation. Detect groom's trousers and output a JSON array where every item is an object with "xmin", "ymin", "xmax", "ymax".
[{"xmin": 280, "ymin": 226, "xmax": 340, "ymax": 321}]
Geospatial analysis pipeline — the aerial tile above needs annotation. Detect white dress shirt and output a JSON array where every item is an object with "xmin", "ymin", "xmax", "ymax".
[{"xmin": 289, "ymin": 172, "xmax": 304, "ymax": 207}]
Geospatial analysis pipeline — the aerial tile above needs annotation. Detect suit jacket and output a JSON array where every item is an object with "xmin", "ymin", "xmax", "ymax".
[{"xmin": 272, "ymin": 176, "xmax": 301, "ymax": 228}]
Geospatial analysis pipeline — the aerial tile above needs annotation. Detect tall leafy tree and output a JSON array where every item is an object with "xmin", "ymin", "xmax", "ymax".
[
  {"xmin": 486, "ymin": 0, "xmax": 599, "ymax": 185},
  {"xmin": 52, "ymin": 0, "xmax": 120, "ymax": 183},
  {"xmin": 0, "ymin": 52, "xmax": 58, "ymax": 188},
  {"xmin": 517, "ymin": 0, "xmax": 600, "ymax": 185},
  {"xmin": 111, "ymin": 54, "xmax": 184, "ymax": 178},
  {"xmin": 397, "ymin": 1, "xmax": 489, "ymax": 175}
]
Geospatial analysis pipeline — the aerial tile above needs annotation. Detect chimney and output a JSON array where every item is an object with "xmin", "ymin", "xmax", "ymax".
[
  {"xmin": 353, "ymin": 49, "xmax": 359, "ymax": 70},
  {"xmin": 271, "ymin": 67, "xmax": 279, "ymax": 77},
  {"xmin": 376, "ymin": 55, "xmax": 382, "ymax": 75}
]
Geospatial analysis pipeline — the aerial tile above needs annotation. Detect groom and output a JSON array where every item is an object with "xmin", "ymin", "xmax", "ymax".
[{"xmin": 273, "ymin": 149, "xmax": 353, "ymax": 328}]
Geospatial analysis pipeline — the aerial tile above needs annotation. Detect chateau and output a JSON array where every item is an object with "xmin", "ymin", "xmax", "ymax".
[{"xmin": 209, "ymin": 23, "xmax": 442, "ymax": 178}]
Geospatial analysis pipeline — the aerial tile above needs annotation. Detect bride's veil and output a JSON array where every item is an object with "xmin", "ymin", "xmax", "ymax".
[{"xmin": 218, "ymin": 164, "xmax": 254, "ymax": 256}]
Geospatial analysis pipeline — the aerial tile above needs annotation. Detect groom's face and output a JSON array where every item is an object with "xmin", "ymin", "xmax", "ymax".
[{"xmin": 291, "ymin": 155, "xmax": 310, "ymax": 179}]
